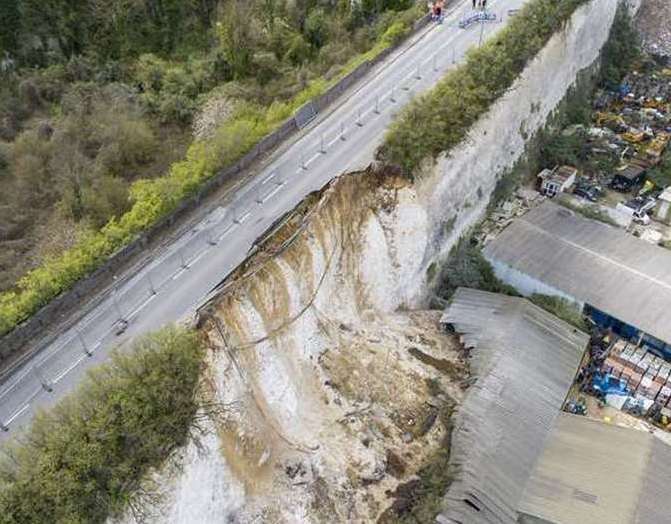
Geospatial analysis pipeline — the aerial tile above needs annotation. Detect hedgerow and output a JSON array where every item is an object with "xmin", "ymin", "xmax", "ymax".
[
  {"xmin": 378, "ymin": 0, "xmax": 590, "ymax": 175},
  {"xmin": 0, "ymin": 326, "xmax": 203, "ymax": 523},
  {"xmin": 0, "ymin": 16, "xmax": 417, "ymax": 337}
]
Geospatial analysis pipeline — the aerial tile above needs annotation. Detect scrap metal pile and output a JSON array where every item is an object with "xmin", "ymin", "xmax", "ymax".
[
  {"xmin": 582, "ymin": 338, "xmax": 671, "ymax": 425},
  {"xmin": 588, "ymin": 66, "xmax": 671, "ymax": 190},
  {"xmin": 636, "ymin": 0, "xmax": 671, "ymax": 59}
]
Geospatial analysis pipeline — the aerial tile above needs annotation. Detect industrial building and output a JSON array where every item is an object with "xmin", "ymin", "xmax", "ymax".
[
  {"xmin": 519, "ymin": 413, "xmax": 671, "ymax": 524},
  {"xmin": 439, "ymin": 289, "xmax": 671, "ymax": 524},
  {"xmin": 438, "ymin": 288, "xmax": 588, "ymax": 524},
  {"xmin": 483, "ymin": 201, "xmax": 671, "ymax": 358}
]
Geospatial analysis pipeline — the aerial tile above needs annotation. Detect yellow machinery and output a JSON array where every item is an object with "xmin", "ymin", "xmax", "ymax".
[
  {"xmin": 647, "ymin": 132, "xmax": 670, "ymax": 160},
  {"xmin": 622, "ymin": 131, "xmax": 646, "ymax": 143},
  {"xmin": 595, "ymin": 112, "xmax": 626, "ymax": 130}
]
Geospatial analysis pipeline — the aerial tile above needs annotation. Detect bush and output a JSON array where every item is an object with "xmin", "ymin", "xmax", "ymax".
[
  {"xmin": 0, "ymin": 326, "xmax": 204, "ymax": 523},
  {"xmin": 648, "ymin": 151, "xmax": 671, "ymax": 188},
  {"xmin": 378, "ymin": 0, "xmax": 589, "ymax": 175},
  {"xmin": 434, "ymin": 240, "xmax": 518, "ymax": 301},
  {"xmin": 540, "ymin": 128, "xmax": 589, "ymax": 169},
  {"xmin": 529, "ymin": 294, "xmax": 588, "ymax": 331},
  {"xmin": 380, "ymin": 21, "xmax": 410, "ymax": 47}
]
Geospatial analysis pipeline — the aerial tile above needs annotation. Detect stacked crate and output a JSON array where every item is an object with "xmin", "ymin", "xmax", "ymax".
[{"xmin": 604, "ymin": 340, "xmax": 671, "ymax": 405}]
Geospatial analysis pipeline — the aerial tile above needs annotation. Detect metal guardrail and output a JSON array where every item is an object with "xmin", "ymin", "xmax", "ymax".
[{"xmin": 458, "ymin": 11, "xmax": 497, "ymax": 29}]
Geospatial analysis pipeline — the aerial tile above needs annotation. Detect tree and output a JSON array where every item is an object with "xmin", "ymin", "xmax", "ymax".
[
  {"xmin": 0, "ymin": 0, "xmax": 20, "ymax": 56},
  {"xmin": 648, "ymin": 152, "xmax": 671, "ymax": 189},
  {"xmin": 216, "ymin": 0, "xmax": 255, "ymax": 79}
]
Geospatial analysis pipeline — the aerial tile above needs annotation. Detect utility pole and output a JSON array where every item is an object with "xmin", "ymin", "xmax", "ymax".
[{"xmin": 478, "ymin": 10, "xmax": 486, "ymax": 47}]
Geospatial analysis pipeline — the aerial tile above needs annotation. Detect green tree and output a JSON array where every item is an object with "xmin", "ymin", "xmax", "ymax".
[
  {"xmin": 0, "ymin": 0, "xmax": 20, "ymax": 56},
  {"xmin": 0, "ymin": 327, "xmax": 204, "ymax": 524},
  {"xmin": 599, "ymin": 5, "xmax": 640, "ymax": 88},
  {"xmin": 216, "ymin": 0, "xmax": 255, "ymax": 78},
  {"xmin": 648, "ymin": 152, "xmax": 671, "ymax": 188}
]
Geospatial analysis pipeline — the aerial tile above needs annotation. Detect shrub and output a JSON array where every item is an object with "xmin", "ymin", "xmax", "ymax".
[
  {"xmin": 378, "ymin": 0, "xmax": 589, "ymax": 175},
  {"xmin": 529, "ymin": 293, "xmax": 588, "ymax": 331},
  {"xmin": 434, "ymin": 239, "xmax": 519, "ymax": 301},
  {"xmin": 285, "ymin": 33, "xmax": 313, "ymax": 66},
  {"xmin": 380, "ymin": 21, "xmax": 410, "ymax": 47},
  {"xmin": 0, "ymin": 326, "xmax": 204, "ymax": 523}
]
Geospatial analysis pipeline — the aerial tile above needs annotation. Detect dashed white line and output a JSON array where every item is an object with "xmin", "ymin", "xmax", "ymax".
[
  {"xmin": 261, "ymin": 184, "xmax": 283, "ymax": 203},
  {"xmin": 5, "ymin": 404, "xmax": 29, "ymax": 426},
  {"xmin": 53, "ymin": 354, "xmax": 87, "ymax": 384}
]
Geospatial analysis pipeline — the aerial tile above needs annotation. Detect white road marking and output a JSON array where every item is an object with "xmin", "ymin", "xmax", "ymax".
[
  {"xmin": 261, "ymin": 184, "xmax": 283, "ymax": 203},
  {"xmin": 5, "ymin": 404, "xmax": 29, "ymax": 426},
  {"xmin": 53, "ymin": 355, "xmax": 87, "ymax": 384}
]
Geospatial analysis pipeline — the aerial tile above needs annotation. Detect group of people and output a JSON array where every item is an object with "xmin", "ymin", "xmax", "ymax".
[
  {"xmin": 429, "ymin": 0, "xmax": 445, "ymax": 22},
  {"xmin": 472, "ymin": 0, "xmax": 487, "ymax": 9}
]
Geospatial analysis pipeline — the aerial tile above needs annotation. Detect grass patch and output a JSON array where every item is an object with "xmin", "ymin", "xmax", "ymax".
[{"xmin": 0, "ymin": 326, "xmax": 204, "ymax": 523}]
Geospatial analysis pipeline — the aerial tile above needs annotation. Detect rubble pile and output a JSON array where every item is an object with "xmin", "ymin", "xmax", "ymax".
[
  {"xmin": 636, "ymin": 0, "xmax": 671, "ymax": 59},
  {"xmin": 475, "ymin": 188, "xmax": 545, "ymax": 245}
]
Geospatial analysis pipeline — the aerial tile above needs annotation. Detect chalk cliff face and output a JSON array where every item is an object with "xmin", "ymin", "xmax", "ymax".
[
  {"xmin": 119, "ymin": 1, "xmax": 643, "ymax": 522},
  {"xmin": 122, "ymin": 172, "xmax": 465, "ymax": 522}
]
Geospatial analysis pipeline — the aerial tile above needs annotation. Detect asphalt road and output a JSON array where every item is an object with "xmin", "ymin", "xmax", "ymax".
[{"xmin": 0, "ymin": 0, "xmax": 526, "ymax": 441}]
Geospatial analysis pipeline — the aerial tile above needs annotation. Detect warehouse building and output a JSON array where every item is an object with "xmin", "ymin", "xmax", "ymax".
[
  {"xmin": 439, "ymin": 289, "xmax": 671, "ymax": 524},
  {"xmin": 438, "ymin": 288, "xmax": 588, "ymax": 523},
  {"xmin": 482, "ymin": 201, "xmax": 671, "ymax": 358},
  {"xmin": 519, "ymin": 412, "xmax": 671, "ymax": 524}
]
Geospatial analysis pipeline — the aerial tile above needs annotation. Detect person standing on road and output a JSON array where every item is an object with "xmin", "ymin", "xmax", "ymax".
[
  {"xmin": 482, "ymin": 0, "xmax": 487, "ymax": 10},
  {"xmin": 435, "ymin": 0, "xmax": 444, "ymax": 23},
  {"xmin": 472, "ymin": 0, "xmax": 476, "ymax": 9}
]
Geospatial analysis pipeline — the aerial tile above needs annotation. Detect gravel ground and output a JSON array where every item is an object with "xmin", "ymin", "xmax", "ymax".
[{"xmin": 636, "ymin": 0, "xmax": 671, "ymax": 59}]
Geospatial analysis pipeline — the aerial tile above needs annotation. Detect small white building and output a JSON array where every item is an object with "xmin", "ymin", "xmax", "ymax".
[
  {"xmin": 537, "ymin": 165, "xmax": 577, "ymax": 197},
  {"xmin": 655, "ymin": 187, "xmax": 671, "ymax": 225}
]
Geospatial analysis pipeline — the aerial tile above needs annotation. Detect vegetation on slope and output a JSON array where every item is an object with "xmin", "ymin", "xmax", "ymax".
[
  {"xmin": 528, "ymin": 293, "xmax": 588, "ymax": 331},
  {"xmin": 0, "ymin": 0, "xmax": 423, "ymax": 336},
  {"xmin": 378, "ymin": 0, "xmax": 590, "ymax": 175},
  {"xmin": 0, "ymin": 326, "xmax": 204, "ymax": 523}
]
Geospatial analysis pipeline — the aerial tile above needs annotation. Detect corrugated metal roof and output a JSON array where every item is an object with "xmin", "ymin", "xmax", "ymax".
[
  {"xmin": 518, "ymin": 413, "xmax": 671, "ymax": 524},
  {"xmin": 437, "ymin": 288, "xmax": 588, "ymax": 524},
  {"xmin": 482, "ymin": 200, "xmax": 671, "ymax": 345}
]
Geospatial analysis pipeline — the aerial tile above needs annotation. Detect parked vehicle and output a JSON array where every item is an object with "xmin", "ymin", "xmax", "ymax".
[
  {"xmin": 616, "ymin": 196, "xmax": 655, "ymax": 225},
  {"xmin": 573, "ymin": 185, "xmax": 600, "ymax": 202}
]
